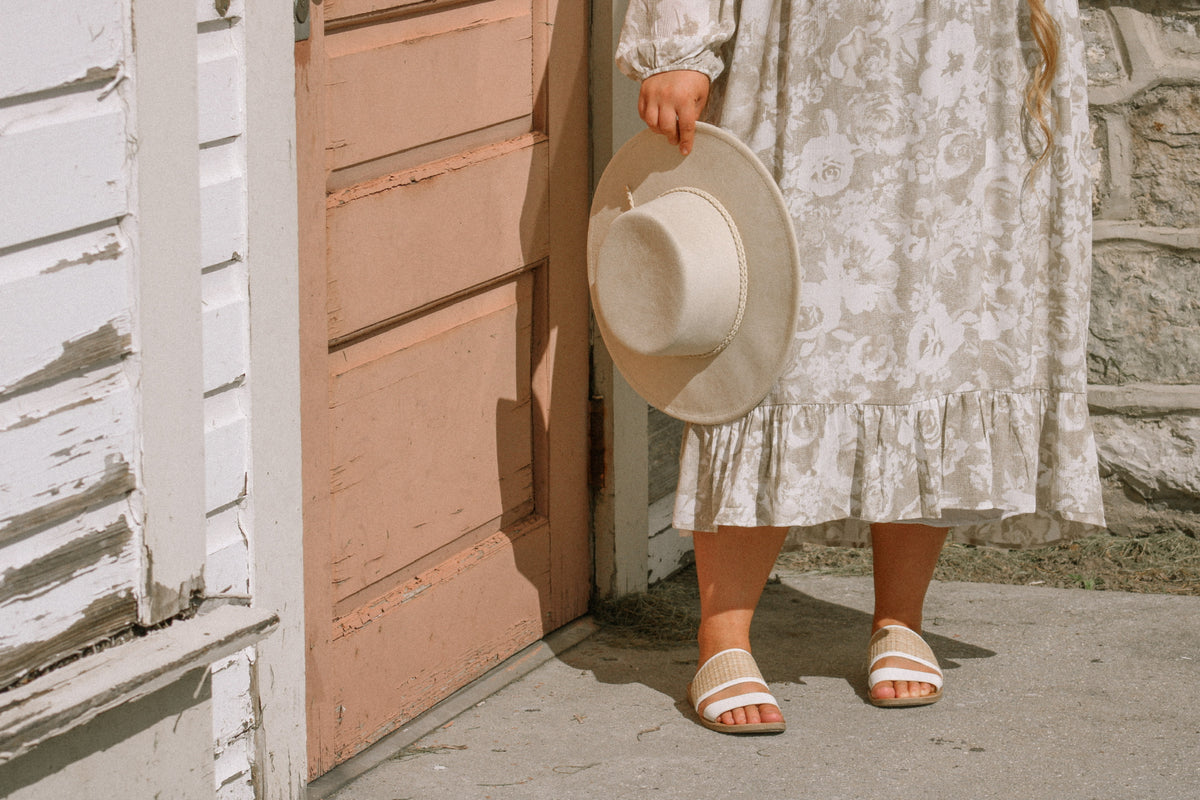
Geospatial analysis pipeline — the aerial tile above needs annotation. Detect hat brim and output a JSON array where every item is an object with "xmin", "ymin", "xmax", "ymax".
[{"xmin": 588, "ymin": 123, "xmax": 802, "ymax": 425}]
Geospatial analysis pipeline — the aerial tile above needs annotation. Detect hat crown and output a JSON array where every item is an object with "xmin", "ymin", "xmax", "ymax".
[{"xmin": 594, "ymin": 188, "xmax": 746, "ymax": 359}]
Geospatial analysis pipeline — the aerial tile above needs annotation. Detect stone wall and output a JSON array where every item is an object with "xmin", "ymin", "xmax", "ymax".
[{"xmin": 1083, "ymin": 1, "xmax": 1200, "ymax": 536}]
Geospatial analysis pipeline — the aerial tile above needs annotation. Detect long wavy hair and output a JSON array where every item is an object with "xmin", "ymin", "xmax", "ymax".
[{"xmin": 1025, "ymin": 0, "xmax": 1060, "ymax": 174}]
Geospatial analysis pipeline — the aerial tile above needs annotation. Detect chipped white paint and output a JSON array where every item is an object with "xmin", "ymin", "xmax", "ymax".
[
  {"xmin": 0, "ymin": 227, "xmax": 131, "ymax": 395},
  {"xmin": 1, "ymin": 1, "xmax": 303, "ymax": 796},
  {"xmin": 0, "ymin": 368, "xmax": 136, "ymax": 535},
  {"xmin": 0, "ymin": 0, "xmax": 140, "ymax": 696},
  {"xmin": 0, "ymin": 502, "xmax": 138, "ymax": 686},
  {"xmin": 212, "ymin": 648, "xmax": 256, "ymax": 800},
  {"xmin": 194, "ymin": 6, "xmax": 264, "ymax": 794},
  {"xmin": 0, "ymin": 0, "xmax": 124, "ymax": 99}
]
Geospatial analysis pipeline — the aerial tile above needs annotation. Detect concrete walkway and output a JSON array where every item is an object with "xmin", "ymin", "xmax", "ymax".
[{"xmin": 316, "ymin": 569, "xmax": 1200, "ymax": 800}]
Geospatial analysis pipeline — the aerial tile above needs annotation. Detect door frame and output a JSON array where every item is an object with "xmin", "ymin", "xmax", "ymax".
[{"xmin": 590, "ymin": 0, "xmax": 671, "ymax": 599}]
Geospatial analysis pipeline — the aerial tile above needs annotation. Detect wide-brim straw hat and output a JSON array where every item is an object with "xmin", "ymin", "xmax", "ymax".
[{"xmin": 588, "ymin": 122, "xmax": 802, "ymax": 424}]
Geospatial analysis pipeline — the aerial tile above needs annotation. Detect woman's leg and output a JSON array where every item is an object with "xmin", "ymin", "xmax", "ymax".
[
  {"xmin": 693, "ymin": 525, "xmax": 789, "ymax": 725},
  {"xmin": 869, "ymin": 521, "xmax": 948, "ymax": 701}
]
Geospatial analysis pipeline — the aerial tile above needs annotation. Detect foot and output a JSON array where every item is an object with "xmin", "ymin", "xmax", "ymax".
[
  {"xmin": 867, "ymin": 624, "xmax": 943, "ymax": 706},
  {"xmin": 868, "ymin": 657, "xmax": 940, "ymax": 702},
  {"xmin": 693, "ymin": 646, "xmax": 784, "ymax": 728}
]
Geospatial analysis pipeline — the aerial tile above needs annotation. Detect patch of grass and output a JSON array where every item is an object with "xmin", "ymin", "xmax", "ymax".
[
  {"xmin": 778, "ymin": 529, "xmax": 1200, "ymax": 595},
  {"xmin": 590, "ymin": 573, "xmax": 699, "ymax": 647}
]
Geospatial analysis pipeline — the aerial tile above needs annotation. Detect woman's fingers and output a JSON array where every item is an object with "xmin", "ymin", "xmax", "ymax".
[
  {"xmin": 637, "ymin": 70, "xmax": 710, "ymax": 155},
  {"xmin": 676, "ymin": 112, "xmax": 698, "ymax": 156}
]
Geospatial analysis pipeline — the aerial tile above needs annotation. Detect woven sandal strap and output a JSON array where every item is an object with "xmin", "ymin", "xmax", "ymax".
[
  {"xmin": 692, "ymin": 648, "xmax": 765, "ymax": 702},
  {"xmin": 868, "ymin": 667, "xmax": 944, "ymax": 691},
  {"xmin": 869, "ymin": 625, "xmax": 939, "ymax": 670},
  {"xmin": 701, "ymin": 691, "xmax": 779, "ymax": 722}
]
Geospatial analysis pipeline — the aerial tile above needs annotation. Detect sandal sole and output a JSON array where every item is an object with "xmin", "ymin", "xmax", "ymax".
[
  {"xmin": 686, "ymin": 684, "xmax": 787, "ymax": 734},
  {"xmin": 869, "ymin": 689, "xmax": 943, "ymax": 708}
]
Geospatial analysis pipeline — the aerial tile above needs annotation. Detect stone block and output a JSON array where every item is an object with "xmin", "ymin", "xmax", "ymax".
[
  {"xmin": 1092, "ymin": 412, "xmax": 1200, "ymax": 505},
  {"xmin": 1128, "ymin": 85, "xmax": 1200, "ymax": 227},
  {"xmin": 1099, "ymin": 474, "xmax": 1200, "ymax": 538},
  {"xmin": 1148, "ymin": 8, "xmax": 1200, "ymax": 59},
  {"xmin": 1081, "ymin": 6, "xmax": 1128, "ymax": 90},
  {"xmin": 1119, "ymin": 1, "xmax": 1200, "ymax": 16},
  {"xmin": 1089, "ymin": 243, "xmax": 1200, "ymax": 384}
]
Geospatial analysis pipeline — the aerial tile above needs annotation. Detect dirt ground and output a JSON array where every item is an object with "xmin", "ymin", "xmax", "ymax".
[{"xmin": 592, "ymin": 530, "xmax": 1200, "ymax": 644}]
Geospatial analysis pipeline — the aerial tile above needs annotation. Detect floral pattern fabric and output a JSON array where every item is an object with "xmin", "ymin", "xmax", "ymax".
[{"xmin": 616, "ymin": 0, "xmax": 1106, "ymax": 546}]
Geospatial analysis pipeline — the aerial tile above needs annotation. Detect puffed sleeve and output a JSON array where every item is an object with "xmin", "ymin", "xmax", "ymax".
[{"xmin": 615, "ymin": 0, "xmax": 737, "ymax": 82}]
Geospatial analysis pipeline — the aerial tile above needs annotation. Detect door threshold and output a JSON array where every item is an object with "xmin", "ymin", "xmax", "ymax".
[{"xmin": 306, "ymin": 616, "xmax": 598, "ymax": 799}]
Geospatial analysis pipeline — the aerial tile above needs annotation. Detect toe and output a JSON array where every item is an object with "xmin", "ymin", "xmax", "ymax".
[
  {"xmin": 699, "ymin": 680, "xmax": 784, "ymax": 728},
  {"xmin": 757, "ymin": 703, "xmax": 784, "ymax": 724},
  {"xmin": 871, "ymin": 654, "xmax": 940, "ymax": 701},
  {"xmin": 870, "ymin": 680, "xmax": 897, "ymax": 700}
]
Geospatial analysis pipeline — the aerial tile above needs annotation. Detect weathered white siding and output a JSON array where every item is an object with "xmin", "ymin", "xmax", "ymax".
[
  {"xmin": 1, "ymin": 2, "xmax": 303, "ymax": 797},
  {"xmin": 197, "ymin": 4, "xmax": 257, "ymax": 798},
  {"xmin": 0, "ymin": 2, "xmax": 140, "ymax": 687},
  {"xmin": 212, "ymin": 648, "xmax": 257, "ymax": 798},
  {"xmin": 199, "ymin": 0, "xmax": 252, "ymax": 603}
]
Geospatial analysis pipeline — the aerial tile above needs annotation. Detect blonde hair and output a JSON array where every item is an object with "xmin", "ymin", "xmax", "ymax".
[{"xmin": 1025, "ymin": 0, "xmax": 1060, "ymax": 174}]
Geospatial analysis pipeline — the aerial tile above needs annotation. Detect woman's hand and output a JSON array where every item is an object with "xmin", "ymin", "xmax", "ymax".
[{"xmin": 638, "ymin": 70, "xmax": 711, "ymax": 156}]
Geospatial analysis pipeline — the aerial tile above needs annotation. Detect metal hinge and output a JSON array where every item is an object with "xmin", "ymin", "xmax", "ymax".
[
  {"xmin": 294, "ymin": 0, "xmax": 322, "ymax": 42},
  {"xmin": 588, "ymin": 396, "xmax": 607, "ymax": 488}
]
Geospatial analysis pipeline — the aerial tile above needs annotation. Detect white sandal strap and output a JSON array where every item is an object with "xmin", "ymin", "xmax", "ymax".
[
  {"xmin": 868, "ymin": 667, "xmax": 944, "ymax": 690},
  {"xmin": 701, "ymin": 691, "xmax": 779, "ymax": 722}
]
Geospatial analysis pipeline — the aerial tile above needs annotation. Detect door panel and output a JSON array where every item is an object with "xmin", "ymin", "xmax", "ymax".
[
  {"xmin": 328, "ymin": 516, "xmax": 550, "ymax": 748},
  {"xmin": 325, "ymin": 5, "xmax": 533, "ymax": 172},
  {"xmin": 326, "ymin": 135, "xmax": 548, "ymax": 342},
  {"xmin": 329, "ymin": 276, "xmax": 536, "ymax": 603},
  {"xmin": 299, "ymin": 0, "xmax": 590, "ymax": 778}
]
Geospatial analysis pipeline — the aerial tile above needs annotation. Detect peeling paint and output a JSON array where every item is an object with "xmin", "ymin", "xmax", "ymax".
[
  {"xmin": 42, "ymin": 239, "xmax": 123, "ymax": 274},
  {"xmin": 0, "ymin": 517, "xmax": 132, "ymax": 605},
  {"xmin": 1, "ymin": 323, "xmax": 132, "ymax": 400},
  {"xmin": 0, "ymin": 456, "xmax": 133, "ymax": 545},
  {"xmin": 0, "ymin": 590, "xmax": 137, "ymax": 689}
]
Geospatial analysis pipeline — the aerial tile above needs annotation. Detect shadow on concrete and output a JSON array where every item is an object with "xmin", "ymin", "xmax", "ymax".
[{"xmin": 558, "ymin": 576, "xmax": 997, "ymax": 717}]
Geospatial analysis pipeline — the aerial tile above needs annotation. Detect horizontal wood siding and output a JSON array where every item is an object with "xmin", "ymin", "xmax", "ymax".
[
  {"xmin": 0, "ymin": 0, "xmax": 124, "ymax": 99},
  {"xmin": 0, "ymin": 228, "xmax": 131, "ymax": 396},
  {"xmin": 0, "ymin": 3, "xmax": 139, "ymax": 687},
  {"xmin": 0, "ymin": 93, "xmax": 128, "ymax": 249},
  {"xmin": 0, "ymin": 505, "xmax": 138, "ymax": 687}
]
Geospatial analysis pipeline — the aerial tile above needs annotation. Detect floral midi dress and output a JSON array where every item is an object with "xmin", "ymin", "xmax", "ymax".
[{"xmin": 616, "ymin": 0, "xmax": 1106, "ymax": 547}]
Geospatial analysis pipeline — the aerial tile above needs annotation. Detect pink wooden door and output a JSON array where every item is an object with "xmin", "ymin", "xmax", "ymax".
[{"xmin": 296, "ymin": 0, "xmax": 591, "ymax": 778}]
